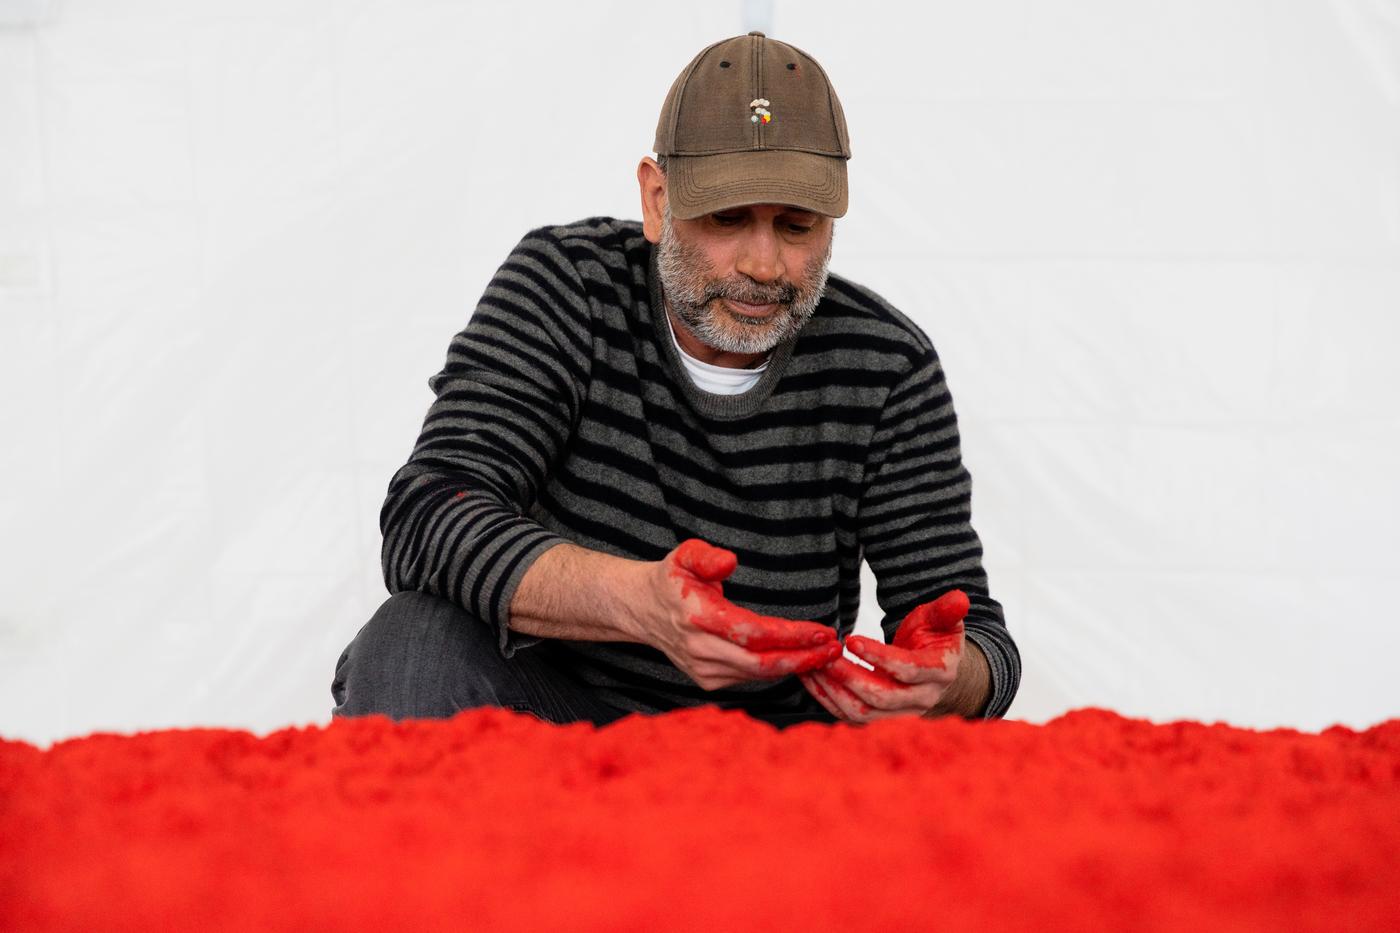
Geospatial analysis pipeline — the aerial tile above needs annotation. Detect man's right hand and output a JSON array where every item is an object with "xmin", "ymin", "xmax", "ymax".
[{"xmin": 635, "ymin": 538, "xmax": 842, "ymax": 692}]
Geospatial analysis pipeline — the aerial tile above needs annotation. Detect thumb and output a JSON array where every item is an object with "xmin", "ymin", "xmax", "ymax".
[
  {"xmin": 893, "ymin": 589, "xmax": 969, "ymax": 650},
  {"xmin": 671, "ymin": 538, "xmax": 738, "ymax": 583}
]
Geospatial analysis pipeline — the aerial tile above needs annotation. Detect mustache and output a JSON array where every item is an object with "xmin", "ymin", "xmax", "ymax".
[{"xmin": 706, "ymin": 280, "xmax": 796, "ymax": 306}]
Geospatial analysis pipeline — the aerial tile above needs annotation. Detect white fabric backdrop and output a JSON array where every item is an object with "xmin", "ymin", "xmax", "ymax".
[{"xmin": 2, "ymin": 0, "xmax": 1397, "ymax": 747}]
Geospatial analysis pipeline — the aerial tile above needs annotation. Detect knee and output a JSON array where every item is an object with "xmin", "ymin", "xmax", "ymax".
[
  {"xmin": 331, "ymin": 590, "xmax": 504, "ymax": 720},
  {"xmin": 361, "ymin": 590, "xmax": 489, "ymax": 652}
]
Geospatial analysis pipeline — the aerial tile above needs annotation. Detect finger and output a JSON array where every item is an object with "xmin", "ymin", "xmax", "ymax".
[
  {"xmin": 728, "ymin": 616, "xmax": 837, "ymax": 651},
  {"xmin": 751, "ymin": 640, "xmax": 844, "ymax": 677},
  {"xmin": 854, "ymin": 703, "xmax": 924, "ymax": 722},
  {"xmin": 799, "ymin": 673, "xmax": 847, "ymax": 721},
  {"xmin": 821, "ymin": 655, "xmax": 920, "ymax": 712},
  {"xmin": 672, "ymin": 538, "xmax": 737, "ymax": 582},
  {"xmin": 689, "ymin": 632, "xmax": 840, "ymax": 682},
  {"xmin": 687, "ymin": 594, "xmax": 836, "ymax": 651},
  {"xmin": 809, "ymin": 669, "xmax": 871, "ymax": 721},
  {"xmin": 822, "ymin": 660, "xmax": 943, "ymax": 719},
  {"xmin": 893, "ymin": 589, "xmax": 969, "ymax": 652},
  {"xmin": 845, "ymin": 633, "xmax": 961, "ymax": 685},
  {"xmin": 683, "ymin": 587, "xmax": 837, "ymax": 649}
]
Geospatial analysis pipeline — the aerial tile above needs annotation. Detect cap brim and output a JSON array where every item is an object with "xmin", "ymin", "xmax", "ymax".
[{"xmin": 666, "ymin": 149, "xmax": 847, "ymax": 220}]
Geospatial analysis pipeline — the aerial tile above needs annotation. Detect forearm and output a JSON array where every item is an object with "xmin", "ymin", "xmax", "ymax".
[
  {"xmin": 924, "ymin": 639, "xmax": 990, "ymax": 719},
  {"xmin": 507, "ymin": 541, "xmax": 650, "ymax": 645}
]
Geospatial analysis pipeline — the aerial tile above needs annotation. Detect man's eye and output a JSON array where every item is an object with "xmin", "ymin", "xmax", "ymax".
[
  {"xmin": 713, "ymin": 214, "xmax": 742, "ymax": 225},
  {"xmin": 788, "ymin": 224, "xmax": 813, "ymax": 234}
]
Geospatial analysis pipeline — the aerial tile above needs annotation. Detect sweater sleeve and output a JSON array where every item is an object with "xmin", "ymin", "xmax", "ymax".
[
  {"xmin": 379, "ymin": 226, "xmax": 593, "ymax": 659},
  {"xmin": 857, "ymin": 344, "xmax": 1021, "ymax": 718}
]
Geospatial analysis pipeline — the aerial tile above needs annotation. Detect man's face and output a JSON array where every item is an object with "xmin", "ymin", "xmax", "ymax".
[{"xmin": 656, "ymin": 200, "xmax": 834, "ymax": 357}]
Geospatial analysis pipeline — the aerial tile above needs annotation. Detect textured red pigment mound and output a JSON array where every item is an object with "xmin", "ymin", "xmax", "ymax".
[{"xmin": 3, "ymin": 706, "xmax": 1399, "ymax": 932}]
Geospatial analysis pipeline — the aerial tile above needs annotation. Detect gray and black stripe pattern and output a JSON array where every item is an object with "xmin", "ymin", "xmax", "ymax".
[{"xmin": 380, "ymin": 217, "xmax": 1021, "ymax": 718}]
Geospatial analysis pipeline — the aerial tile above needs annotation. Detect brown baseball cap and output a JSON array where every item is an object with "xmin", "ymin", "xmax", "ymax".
[{"xmin": 653, "ymin": 31, "xmax": 851, "ymax": 220}]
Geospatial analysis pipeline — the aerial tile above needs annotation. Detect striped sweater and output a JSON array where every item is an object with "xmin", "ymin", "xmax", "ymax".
[{"xmin": 380, "ymin": 217, "xmax": 1021, "ymax": 718}]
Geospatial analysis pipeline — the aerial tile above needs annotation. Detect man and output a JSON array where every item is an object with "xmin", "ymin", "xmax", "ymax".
[{"xmin": 331, "ymin": 31, "xmax": 1021, "ymax": 729}]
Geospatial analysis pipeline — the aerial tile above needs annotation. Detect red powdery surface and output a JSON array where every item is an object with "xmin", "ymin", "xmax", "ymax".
[{"xmin": 2, "ymin": 706, "xmax": 1398, "ymax": 932}]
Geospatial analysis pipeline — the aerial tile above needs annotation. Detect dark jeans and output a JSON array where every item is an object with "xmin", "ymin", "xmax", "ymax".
[{"xmin": 330, "ymin": 591, "xmax": 837, "ymax": 730}]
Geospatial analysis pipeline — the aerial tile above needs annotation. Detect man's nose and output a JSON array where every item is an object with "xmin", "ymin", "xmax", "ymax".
[{"xmin": 735, "ymin": 227, "xmax": 785, "ymax": 284}]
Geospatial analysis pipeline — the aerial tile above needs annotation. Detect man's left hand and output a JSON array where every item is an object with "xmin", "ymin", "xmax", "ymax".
[{"xmin": 799, "ymin": 589, "xmax": 968, "ymax": 723}]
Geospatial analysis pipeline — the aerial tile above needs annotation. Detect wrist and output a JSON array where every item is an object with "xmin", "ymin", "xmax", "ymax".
[
  {"xmin": 925, "ymin": 638, "xmax": 990, "ymax": 719},
  {"xmin": 612, "ymin": 557, "xmax": 658, "ymax": 646},
  {"xmin": 508, "ymin": 543, "xmax": 652, "ymax": 645}
]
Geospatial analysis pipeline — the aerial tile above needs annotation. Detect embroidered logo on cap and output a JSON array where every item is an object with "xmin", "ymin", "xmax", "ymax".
[{"xmin": 749, "ymin": 98, "xmax": 772, "ymax": 124}]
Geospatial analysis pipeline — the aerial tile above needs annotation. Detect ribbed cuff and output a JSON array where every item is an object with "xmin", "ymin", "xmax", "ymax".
[
  {"xmin": 963, "ymin": 621, "xmax": 1020, "ymax": 719},
  {"xmin": 487, "ymin": 534, "xmax": 570, "ymax": 659},
  {"xmin": 419, "ymin": 488, "xmax": 575, "ymax": 660}
]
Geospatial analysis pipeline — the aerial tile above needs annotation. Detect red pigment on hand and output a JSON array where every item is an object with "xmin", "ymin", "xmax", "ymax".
[
  {"xmin": 668, "ymin": 538, "xmax": 836, "ymax": 674},
  {"xmin": 672, "ymin": 538, "xmax": 737, "ymax": 583},
  {"xmin": 806, "ymin": 669, "xmax": 873, "ymax": 716},
  {"xmin": 808, "ymin": 590, "xmax": 970, "ymax": 716},
  {"xmin": 5, "ymin": 708, "xmax": 1397, "ymax": 931},
  {"xmin": 753, "ymin": 642, "xmax": 843, "ymax": 676},
  {"xmin": 845, "ymin": 589, "xmax": 968, "ymax": 682},
  {"xmin": 892, "ymin": 589, "xmax": 968, "ymax": 655},
  {"xmin": 821, "ymin": 656, "xmax": 902, "ymax": 698}
]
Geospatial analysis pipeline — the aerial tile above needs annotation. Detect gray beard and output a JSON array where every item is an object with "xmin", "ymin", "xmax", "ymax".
[{"xmin": 656, "ymin": 202, "xmax": 833, "ymax": 357}]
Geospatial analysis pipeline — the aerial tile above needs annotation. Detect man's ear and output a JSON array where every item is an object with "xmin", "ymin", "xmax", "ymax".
[{"xmin": 638, "ymin": 156, "xmax": 667, "ymax": 244}]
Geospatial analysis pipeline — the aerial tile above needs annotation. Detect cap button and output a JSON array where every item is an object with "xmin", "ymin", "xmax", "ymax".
[{"xmin": 747, "ymin": 30, "xmax": 765, "ymax": 37}]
